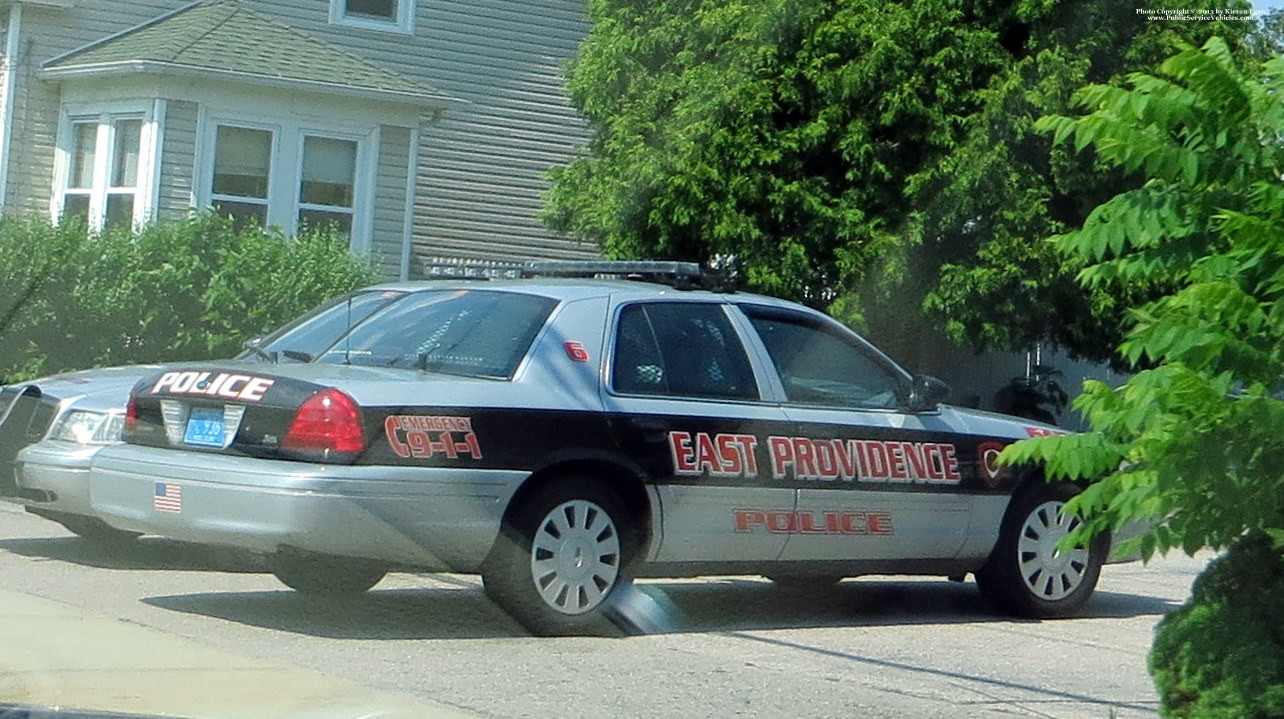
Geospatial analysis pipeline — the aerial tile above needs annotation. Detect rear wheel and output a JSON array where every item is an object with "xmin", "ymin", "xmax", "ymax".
[
  {"xmin": 976, "ymin": 482, "xmax": 1107, "ymax": 618},
  {"xmin": 270, "ymin": 550, "xmax": 387, "ymax": 595},
  {"xmin": 482, "ymin": 478, "xmax": 637, "ymax": 636}
]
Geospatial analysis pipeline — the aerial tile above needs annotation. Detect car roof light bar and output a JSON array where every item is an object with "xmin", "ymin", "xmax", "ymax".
[{"xmin": 422, "ymin": 258, "xmax": 736, "ymax": 291}]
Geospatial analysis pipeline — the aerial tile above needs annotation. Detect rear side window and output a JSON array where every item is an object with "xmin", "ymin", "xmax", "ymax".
[
  {"xmin": 318, "ymin": 290, "xmax": 556, "ymax": 379},
  {"xmin": 612, "ymin": 302, "xmax": 757, "ymax": 401}
]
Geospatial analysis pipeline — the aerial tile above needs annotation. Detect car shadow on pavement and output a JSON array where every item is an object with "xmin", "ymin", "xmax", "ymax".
[
  {"xmin": 654, "ymin": 577, "xmax": 1179, "ymax": 632},
  {"xmin": 143, "ymin": 586, "xmax": 527, "ymax": 640},
  {"xmin": 138, "ymin": 574, "xmax": 1181, "ymax": 641},
  {"xmin": 0, "ymin": 535, "xmax": 268, "ymax": 573}
]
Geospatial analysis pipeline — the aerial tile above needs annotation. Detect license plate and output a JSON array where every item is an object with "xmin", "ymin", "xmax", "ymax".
[{"xmin": 184, "ymin": 407, "xmax": 226, "ymax": 448}]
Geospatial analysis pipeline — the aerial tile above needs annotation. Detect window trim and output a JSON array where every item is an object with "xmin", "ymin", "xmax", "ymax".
[
  {"xmin": 293, "ymin": 130, "xmax": 366, "ymax": 241},
  {"xmin": 52, "ymin": 103, "xmax": 159, "ymax": 232},
  {"xmin": 209, "ymin": 121, "xmax": 277, "ymax": 228},
  {"xmin": 328, "ymin": 0, "xmax": 414, "ymax": 34}
]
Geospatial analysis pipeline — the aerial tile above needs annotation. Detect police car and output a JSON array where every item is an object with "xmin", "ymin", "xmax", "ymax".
[{"xmin": 87, "ymin": 261, "xmax": 1110, "ymax": 635}]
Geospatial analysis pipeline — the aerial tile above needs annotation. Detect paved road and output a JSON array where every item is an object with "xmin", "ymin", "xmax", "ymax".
[{"xmin": 0, "ymin": 501, "xmax": 1210, "ymax": 719}]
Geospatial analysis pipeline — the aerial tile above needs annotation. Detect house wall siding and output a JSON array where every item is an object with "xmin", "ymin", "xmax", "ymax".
[
  {"xmin": 6, "ymin": 0, "xmax": 599, "ymax": 274},
  {"xmin": 373, "ymin": 124, "xmax": 412, "ymax": 279},
  {"xmin": 5, "ymin": 1, "xmax": 179, "ymax": 216},
  {"xmin": 410, "ymin": 0, "xmax": 597, "ymax": 266},
  {"xmin": 242, "ymin": 0, "xmax": 599, "ymax": 270},
  {"xmin": 156, "ymin": 99, "xmax": 197, "ymax": 219}
]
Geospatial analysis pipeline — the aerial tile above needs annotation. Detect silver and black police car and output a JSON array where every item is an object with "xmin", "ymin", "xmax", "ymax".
[{"xmin": 86, "ymin": 261, "xmax": 1111, "ymax": 635}]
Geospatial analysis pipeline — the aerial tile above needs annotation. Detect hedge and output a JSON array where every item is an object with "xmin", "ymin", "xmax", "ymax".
[{"xmin": 0, "ymin": 213, "xmax": 383, "ymax": 382}]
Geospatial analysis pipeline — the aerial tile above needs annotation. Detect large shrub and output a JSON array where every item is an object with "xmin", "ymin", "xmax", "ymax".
[
  {"xmin": 0, "ymin": 216, "xmax": 92, "ymax": 380},
  {"xmin": 1149, "ymin": 533, "xmax": 1284, "ymax": 718},
  {"xmin": 0, "ymin": 213, "xmax": 382, "ymax": 382},
  {"xmin": 997, "ymin": 38, "xmax": 1284, "ymax": 718}
]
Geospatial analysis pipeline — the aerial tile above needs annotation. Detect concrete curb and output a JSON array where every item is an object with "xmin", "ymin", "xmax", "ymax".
[{"xmin": 0, "ymin": 589, "xmax": 479, "ymax": 719}]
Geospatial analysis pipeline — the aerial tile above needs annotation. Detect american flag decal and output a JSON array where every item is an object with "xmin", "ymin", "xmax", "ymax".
[{"xmin": 154, "ymin": 482, "xmax": 182, "ymax": 513}]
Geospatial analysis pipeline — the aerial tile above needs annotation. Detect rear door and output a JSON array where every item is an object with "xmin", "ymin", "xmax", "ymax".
[
  {"xmin": 601, "ymin": 299, "xmax": 795, "ymax": 563},
  {"xmin": 736, "ymin": 304, "xmax": 973, "ymax": 562}
]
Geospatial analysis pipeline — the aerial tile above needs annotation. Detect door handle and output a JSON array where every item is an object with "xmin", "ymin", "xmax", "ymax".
[{"xmin": 629, "ymin": 417, "xmax": 670, "ymax": 442}]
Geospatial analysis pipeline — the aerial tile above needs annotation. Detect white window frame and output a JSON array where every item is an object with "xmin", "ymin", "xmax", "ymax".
[
  {"xmin": 52, "ymin": 103, "xmax": 160, "ymax": 232},
  {"xmin": 208, "ymin": 121, "xmax": 279, "ymax": 230},
  {"xmin": 197, "ymin": 110, "xmax": 376, "ymax": 250},
  {"xmin": 295, "ymin": 132, "xmax": 363, "ymax": 239},
  {"xmin": 328, "ymin": 0, "xmax": 414, "ymax": 34}
]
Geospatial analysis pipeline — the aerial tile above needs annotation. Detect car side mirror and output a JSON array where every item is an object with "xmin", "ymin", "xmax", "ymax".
[{"xmin": 908, "ymin": 375, "xmax": 951, "ymax": 412}]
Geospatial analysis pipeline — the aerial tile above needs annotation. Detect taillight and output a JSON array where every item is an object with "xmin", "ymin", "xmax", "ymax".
[
  {"xmin": 125, "ymin": 395, "xmax": 138, "ymax": 434},
  {"xmin": 282, "ymin": 388, "xmax": 365, "ymax": 456}
]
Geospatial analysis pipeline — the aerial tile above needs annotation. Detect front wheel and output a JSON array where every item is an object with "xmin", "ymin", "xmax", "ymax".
[
  {"xmin": 482, "ymin": 479, "xmax": 637, "ymax": 636},
  {"xmin": 976, "ymin": 482, "xmax": 1108, "ymax": 618}
]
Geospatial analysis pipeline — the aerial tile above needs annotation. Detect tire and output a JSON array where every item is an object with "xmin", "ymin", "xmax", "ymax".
[
  {"xmin": 976, "ymin": 482, "xmax": 1108, "ymax": 618},
  {"xmin": 765, "ymin": 574, "xmax": 845, "ymax": 591},
  {"xmin": 482, "ymin": 478, "xmax": 637, "ymax": 636},
  {"xmin": 270, "ymin": 550, "xmax": 387, "ymax": 596}
]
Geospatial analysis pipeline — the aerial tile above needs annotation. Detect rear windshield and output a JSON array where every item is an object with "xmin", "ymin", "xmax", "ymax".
[
  {"xmin": 237, "ymin": 289, "xmax": 406, "ymax": 363},
  {"xmin": 316, "ymin": 289, "xmax": 557, "ymax": 379}
]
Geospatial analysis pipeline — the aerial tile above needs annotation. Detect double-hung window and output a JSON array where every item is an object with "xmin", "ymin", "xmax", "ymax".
[
  {"xmin": 203, "ymin": 117, "xmax": 370, "ymax": 243},
  {"xmin": 59, "ymin": 115, "xmax": 145, "ymax": 232},
  {"xmin": 298, "ymin": 135, "xmax": 357, "ymax": 236},
  {"xmin": 211, "ymin": 125, "xmax": 273, "ymax": 229}
]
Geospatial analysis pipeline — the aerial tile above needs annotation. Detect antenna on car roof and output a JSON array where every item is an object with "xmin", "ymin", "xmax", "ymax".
[{"xmin": 421, "ymin": 257, "xmax": 738, "ymax": 292}]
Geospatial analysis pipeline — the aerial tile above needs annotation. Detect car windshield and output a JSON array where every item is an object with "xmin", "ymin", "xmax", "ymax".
[
  {"xmin": 235, "ymin": 289, "xmax": 406, "ymax": 363},
  {"xmin": 316, "ymin": 289, "xmax": 557, "ymax": 379}
]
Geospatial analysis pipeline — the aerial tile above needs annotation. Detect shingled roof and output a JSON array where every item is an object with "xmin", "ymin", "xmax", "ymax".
[{"xmin": 42, "ymin": 0, "xmax": 450, "ymax": 106}]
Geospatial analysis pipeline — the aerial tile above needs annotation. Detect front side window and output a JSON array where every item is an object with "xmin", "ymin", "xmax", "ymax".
[
  {"xmin": 59, "ymin": 116, "xmax": 145, "ymax": 232},
  {"xmin": 330, "ymin": 0, "xmax": 413, "ymax": 32},
  {"xmin": 317, "ymin": 290, "xmax": 557, "ymax": 379},
  {"xmin": 744, "ymin": 307, "xmax": 904, "ymax": 410},
  {"xmin": 612, "ymin": 302, "xmax": 758, "ymax": 401}
]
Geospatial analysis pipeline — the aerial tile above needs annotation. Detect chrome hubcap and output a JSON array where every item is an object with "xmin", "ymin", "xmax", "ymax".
[
  {"xmin": 530, "ymin": 499, "xmax": 621, "ymax": 615},
  {"xmin": 1018, "ymin": 500, "xmax": 1090, "ymax": 602}
]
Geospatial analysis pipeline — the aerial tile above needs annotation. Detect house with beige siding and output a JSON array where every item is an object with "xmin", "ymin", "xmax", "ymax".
[{"xmin": 0, "ymin": 0, "xmax": 598, "ymax": 280}]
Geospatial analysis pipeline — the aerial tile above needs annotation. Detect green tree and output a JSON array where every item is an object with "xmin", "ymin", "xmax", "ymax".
[
  {"xmin": 548, "ymin": 0, "xmax": 1007, "ymax": 315},
  {"xmin": 917, "ymin": 2, "xmax": 1247, "ymax": 363},
  {"xmin": 547, "ymin": 0, "xmax": 1249, "ymax": 351},
  {"xmin": 999, "ymin": 38, "xmax": 1284, "ymax": 716}
]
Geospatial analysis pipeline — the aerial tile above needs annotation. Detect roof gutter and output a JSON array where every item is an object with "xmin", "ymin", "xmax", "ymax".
[
  {"xmin": 40, "ymin": 60, "xmax": 461, "ymax": 110},
  {"xmin": 0, "ymin": 3, "xmax": 21, "ymax": 212}
]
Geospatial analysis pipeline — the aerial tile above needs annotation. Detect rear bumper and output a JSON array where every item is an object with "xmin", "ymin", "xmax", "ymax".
[
  {"xmin": 14, "ymin": 440, "xmax": 103, "ymax": 516},
  {"xmin": 89, "ymin": 444, "xmax": 528, "ymax": 571}
]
